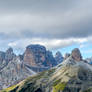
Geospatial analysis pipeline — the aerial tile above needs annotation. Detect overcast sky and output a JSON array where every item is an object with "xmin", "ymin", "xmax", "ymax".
[{"xmin": 0, "ymin": 0, "xmax": 92, "ymax": 58}]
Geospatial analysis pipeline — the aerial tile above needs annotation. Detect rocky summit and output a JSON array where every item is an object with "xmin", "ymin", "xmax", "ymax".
[
  {"xmin": 24, "ymin": 44, "xmax": 57, "ymax": 67},
  {"xmin": 5, "ymin": 47, "xmax": 16, "ymax": 62},
  {"xmin": 71, "ymin": 48, "xmax": 82, "ymax": 61},
  {"xmin": 2, "ymin": 48, "xmax": 92, "ymax": 92},
  {"xmin": 0, "ymin": 48, "xmax": 16, "ymax": 70},
  {"xmin": 55, "ymin": 51, "xmax": 64, "ymax": 64}
]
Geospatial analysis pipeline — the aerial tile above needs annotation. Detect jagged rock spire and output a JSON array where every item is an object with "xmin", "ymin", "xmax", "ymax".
[
  {"xmin": 55, "ymin": 51, "xmax": 63, "ymax": 64},
  {"xmin": 6, "ymin": 47, "xmax": 13, "ymax": 53},
  {"xmin": 5, "ymin": 47, "xmax": 16, "ymax": 62}
]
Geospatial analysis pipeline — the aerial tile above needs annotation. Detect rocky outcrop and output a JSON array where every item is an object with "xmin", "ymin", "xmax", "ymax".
[
  {"xmin": 0, "ymin": 51, "xmax": 6, "ymax": 70},
  {"xmin": 45, "ymin": 50, "xmax": 57, "ymax": 67},
  {"xmin": 0, "ymin": 47, "xmax": 16, "ymax": 65},
  {"xmin": 55, "ymin": 51, "xmax": 63, "ymax": 64},
  {"xmin": 23, "ymin": 44, "xmax": 56, "ymax": 67},
  {"xmin": 0, "ymin": 51, "xmax": 5, "ymax": 62},
  {"xmin": 0, "ymin": 47, "xmax": 36, "ymax": 90},
  {"xmin": 71, "ymin": 48, "xmax": 82, "ymax": 61},
  {"xmin": 0, "ymin": 57, "xmax": 36, "ymax": 89},
  {"xmin": 0, "ymin": 48, "xmax": 16, "ymax": 70},
  {"xmin": 5, "ymin": 47, "xmax": 16, "ymax": 62}
]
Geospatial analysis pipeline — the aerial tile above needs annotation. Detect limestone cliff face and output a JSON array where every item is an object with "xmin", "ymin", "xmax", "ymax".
[
  {"xmin": 23, "ymin": 44, "xmax": 56, "ymax": 67},
  {"xmin": 24, "ymin": 47, "xmax": 37, "ymax": 66}
]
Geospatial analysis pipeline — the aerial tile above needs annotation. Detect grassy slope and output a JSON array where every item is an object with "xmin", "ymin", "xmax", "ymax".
[
  {"xmin": 2, "ymin": 65, "xmax": 92, "ymax": 92},
  {"xmin": 1, "ymin": 68, "xmax": 58, "ymax": 92}
]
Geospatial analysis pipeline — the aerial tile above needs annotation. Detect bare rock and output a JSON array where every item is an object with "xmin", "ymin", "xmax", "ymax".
[
  {"xmin": 71, "ymin": 48, "xmax": 82, "ymax": 61},
  {"xmin": 0, "ymin": 51, "xmax": 5, "ymax": 62},
  {"xmin": 55, "ymin": 51, "xmax": 63, "ymax": 64},
  {"xmin": 23, "ymin": 44, "xmax": 56, "ymax": 67},
  {"xmin": 5, "ymin": 47, "xmax": 16, "ymax": 62}
]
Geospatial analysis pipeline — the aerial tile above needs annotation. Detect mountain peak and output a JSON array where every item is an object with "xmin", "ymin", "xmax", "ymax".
[
  {"xmin": 55, "ymin": 51, "xmax": 62, "ymax": 57},
  {"xmin": 61, "ymin": 48, "xmax": 83, "ymax": 66},
  {"xmin": 5, "ymin": 47, "xmax": 16, "ymax": 62},
  {"xmin": 6, "ymin": 47, "xmax": 13, "ymax": 53},
  {"xmin": 71, "ymin": 48, "xmax": 82, "ymax": 61},
  {"xmin": 24, "ymin": 44, "xmax": 56, "ymax": 67},
  {"xmin": 26, "ymin": 44, "xmax": 46, "ymax": 51},
  {"xmin": 55, "ymin": 51, "xmax": 63, "ymax": 64}
]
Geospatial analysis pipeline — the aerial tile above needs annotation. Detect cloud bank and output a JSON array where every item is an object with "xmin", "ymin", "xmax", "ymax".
[{"xmin": 0, "ymin": 0, "xmax": 92, "ymax": 52}]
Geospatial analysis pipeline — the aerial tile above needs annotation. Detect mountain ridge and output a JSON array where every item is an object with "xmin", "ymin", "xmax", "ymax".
[
  {"xmin": 0, "ymin": 44, "xmax": 63, "ymax": 90},
  {"xmin": 2, "ymin": 48, "xmax": 92, "ymax": 92}
]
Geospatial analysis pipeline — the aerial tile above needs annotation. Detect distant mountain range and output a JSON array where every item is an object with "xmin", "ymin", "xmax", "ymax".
[
  {"xmin": 0, "ymin": 44, "xmax": 64, "ymax": 89},
  {"xmin": 2, "ymin": 48, "xmax": 92, "ymax": 92}
]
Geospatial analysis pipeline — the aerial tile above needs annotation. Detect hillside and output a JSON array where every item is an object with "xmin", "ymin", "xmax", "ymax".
[{"xmin": 2, "ymin": 48, "xmax": 92, "ymax": 92}]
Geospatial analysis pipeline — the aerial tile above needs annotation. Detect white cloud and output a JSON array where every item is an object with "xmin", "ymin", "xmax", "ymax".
[{"xmin": 8, "ymin": 37, "xmax": 88, "ymax": 50}]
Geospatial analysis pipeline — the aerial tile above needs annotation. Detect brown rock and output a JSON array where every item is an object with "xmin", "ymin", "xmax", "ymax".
[
  {"xmin": 23, "ymin": 45, "xmax": 46, "ymax": 67},
  {"xmin": 23, "ymin": 44, "xmax": 56, "ymax": 67},
  {"xmin": 24, "ymin": 48, "xmax": 37, "ymax": 66},
  {"xmin": 71, "ymin": 48, "xmax": 82, "ymax": 61}
]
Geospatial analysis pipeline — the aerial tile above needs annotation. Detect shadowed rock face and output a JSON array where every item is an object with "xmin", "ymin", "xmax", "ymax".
[
  {"xmin": 24, "ymin": 44, "xmax": 56, "ymax": 67},
  {"xmin": 0, "ymin": 48, "xmax": 16, "ymax": 63},
  {"xmin": 0, "ymin": 51, "xmax": 5, "ymax": 62},
  {"xmin": 71, "ymin": 48, "xmax": 82, "ymax": 61},
  {"xmin": 0, "ymin": 48, "xmax": 16, "ymax": 70},
  {"xmin": 5, "ymin": 47, "xmax": 16, "ymax": 62},
  {"xmin": 55, "ymin": 51, "xmax": 63, "ymax": 64}
]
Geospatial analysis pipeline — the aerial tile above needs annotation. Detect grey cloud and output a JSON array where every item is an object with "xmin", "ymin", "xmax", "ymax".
[
  {"xmin": 0, "ymin": 0, "xmax": 92, "ymax": 51},
  {"xmin": 0, "ymin": 0, "xmax": 76, "ymax": 12}
]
